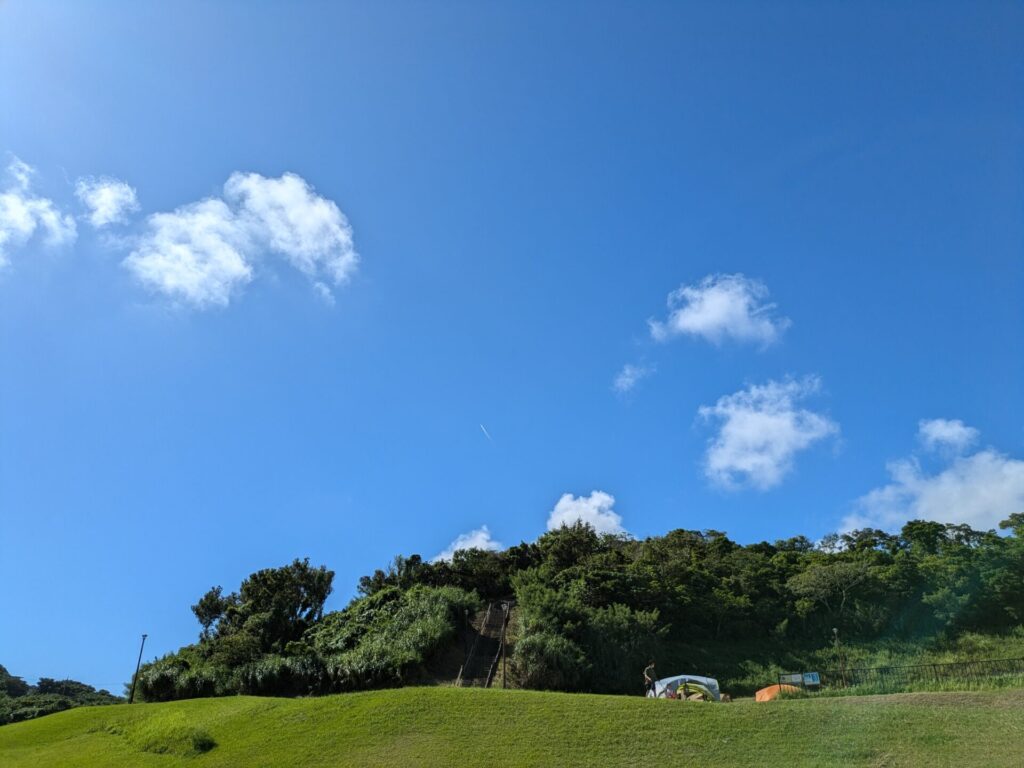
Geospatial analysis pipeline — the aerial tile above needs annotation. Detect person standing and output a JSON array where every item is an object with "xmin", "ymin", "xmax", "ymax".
[{"xmin": 643, "ymin": 660, "xmax": 656, "ymax": 697}]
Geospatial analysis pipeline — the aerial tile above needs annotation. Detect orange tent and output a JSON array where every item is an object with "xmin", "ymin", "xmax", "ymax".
[{"xmin": 755, "ymin": 684, "xmax": 801, "ymax": 702}]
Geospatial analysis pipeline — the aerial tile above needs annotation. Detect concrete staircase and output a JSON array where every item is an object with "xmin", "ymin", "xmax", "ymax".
[{"xmin": 455, "ymin": 602, "xmax": 510, "ymax": 688}]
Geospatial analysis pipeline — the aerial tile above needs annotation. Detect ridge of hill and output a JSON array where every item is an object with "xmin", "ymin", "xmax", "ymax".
[
  {"xmin": 2, "ymin": 687, "xmax": 1024, "ymax": 767},
  {"xmin": 134, "ymin": 519, "xmax": 1024, "ymax": 705}
]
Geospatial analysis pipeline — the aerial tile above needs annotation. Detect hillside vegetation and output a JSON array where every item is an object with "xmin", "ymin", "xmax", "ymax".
[
  {"xmin": 0, "ymin": 666, "xmax": 121, "ymax": 725},
  {"xmin": 2, "ymin": 687, "xmax": 1024, "ymax": 767},
  {"xmin": 132, "ymin": 515, "xmax": 1024, "ymax": 702}
]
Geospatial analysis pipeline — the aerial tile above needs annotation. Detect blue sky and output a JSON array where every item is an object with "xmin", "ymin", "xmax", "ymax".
[{"xmin": 1, "ymin": 1, "xmax": 1022, "ymax": 693}]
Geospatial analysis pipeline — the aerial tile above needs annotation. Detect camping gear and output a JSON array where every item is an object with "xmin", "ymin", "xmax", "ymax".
[
  {"xmin": 647, "ymin": 674, "xmax": 721, "ymax": 702},
  {"xmin": 754, "ymin": 684, "xmax": 801, "ymax": 702}
]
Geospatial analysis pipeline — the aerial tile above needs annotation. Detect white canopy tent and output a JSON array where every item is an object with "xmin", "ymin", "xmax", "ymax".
[{"xmin": 648, "ymin": 674, "xmax": 721, "ymax": 702}]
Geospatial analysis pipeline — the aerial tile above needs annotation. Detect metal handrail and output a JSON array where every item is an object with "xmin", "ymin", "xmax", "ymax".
[
  {"xmin": 456, "ymin": 602, "xmax": 492, "ymax": 687},
  {"xmin": 485, "ymin": 605, "xmax": 510, "ymax": 688}
]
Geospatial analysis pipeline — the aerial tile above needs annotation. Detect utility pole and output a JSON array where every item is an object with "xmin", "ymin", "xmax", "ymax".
[
  {"xmin": 832, "ymin": 628, "xmax": 846, "ymax": 687},
  {"xmin": 129, "ymin": 634, "xmax": 148, "ymax": 704},
  {"xmin": 500, "ymin": 602, "xmax": 509, "ymax": 689}
]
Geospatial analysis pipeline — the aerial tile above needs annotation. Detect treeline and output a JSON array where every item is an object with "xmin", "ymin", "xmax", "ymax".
[
  {"xmin": 0, "ymin": 666, "xmax": 121, "ymax": 725},
  {"xmin": 137, "ymin": 559, "xmax": 480, "ymax": 701},
  {"xmin": 136, "ymin": 514, "xmax": 1024, "ymax": 700}
]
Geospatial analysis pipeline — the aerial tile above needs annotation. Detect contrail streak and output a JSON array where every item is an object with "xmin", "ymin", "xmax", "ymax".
[{"xmin": 479, "ymin": 424, "xmax": 493, "ymax": 442}]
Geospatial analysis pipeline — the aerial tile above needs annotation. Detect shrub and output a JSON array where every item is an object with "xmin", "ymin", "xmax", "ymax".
[
  {"xmin": 121, "ymin": 713, "xmax": 216, "ymax": 756},
  {"xmin": 324, "ymin": 585, "xmax": 481, "ymax": 690},
  {"xmin": 238, "ymin": 654, "xmax": 328, "ymax": 697},
  {"xmin": 513, "ymin": 632, "xmax": 587, "ymax": 691}
]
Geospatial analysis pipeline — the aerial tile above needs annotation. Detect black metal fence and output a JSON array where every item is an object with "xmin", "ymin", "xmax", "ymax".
[{"xmin": 780, "ymin": 657, "xmax": 1024, "ymax": 692}]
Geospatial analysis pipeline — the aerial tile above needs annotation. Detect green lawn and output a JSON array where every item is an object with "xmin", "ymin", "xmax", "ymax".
[{"xmin": 2, "ymin": 686, "xmax": 1023, "ymax": 767}]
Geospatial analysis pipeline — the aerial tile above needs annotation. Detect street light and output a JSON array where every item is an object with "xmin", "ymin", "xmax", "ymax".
[
  {"xmin": 128, "ymin": 634, "xmax": 148, "ymax": 704},
  {"xmin": 832, "ymin": 628, "xmax": 847, "ymax": 687},
  {"xmin": 500, "ymin": 602, "xmax": 510, "ymax": 689}
]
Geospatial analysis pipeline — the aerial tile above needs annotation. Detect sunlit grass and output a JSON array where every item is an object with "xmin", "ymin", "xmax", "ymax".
[{"xmin": 3, "ymin": 686, "xmax": 1024, "ymax": 767}]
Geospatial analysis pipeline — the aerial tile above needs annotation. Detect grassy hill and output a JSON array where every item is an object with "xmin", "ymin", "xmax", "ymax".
[{"xmin": 3, "ymin": 686, "xmax": 1023, "ymax": 767}]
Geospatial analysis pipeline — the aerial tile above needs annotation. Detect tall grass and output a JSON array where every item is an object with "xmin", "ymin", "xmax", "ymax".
[
  {"xmin": 658, "ymin": 627, "xmax": 1024, "ymax": 697},
  {"xmin": 781, "ymin": 673, "xmax": 1024, "ymax": 699}
]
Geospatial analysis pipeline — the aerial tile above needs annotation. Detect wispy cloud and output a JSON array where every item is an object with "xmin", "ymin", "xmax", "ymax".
[
  {"xmin": 699, "ymin": 376, "xmax": 837, "ymax": 490},
  {"xmin": 918, "ymin": 418, "xmax": 979, "ymax": 454},
  {"xmin": 312, "ymin": 280, "xmax": 336, "ymax": 305},
  {"xmin": 613, "ymin": 363, "xmax": 654, "ymax": 394},
  {"xmin": 844, "ymin": 421, "xmax": 1024, "ymax": 532},
  {"xmin": 75, "ymin": 177, "xmax": 139, "ymax": 228},
  {"xmin": 0, "ymin": 157, "xmax": 76, "ymax": 268},
  {"xmin": 433, "ymin": 525, "xmax": 503, "ymax": 562},
  {"xmin": 547, "ymin": 490, "xmax": 625, "ymax": 535},
  {"xmin": 649, "ymin": 274, "xmax": 789, "ymax": 346},
  {"xmin": 124, "ymin": 171, "xmax": 357, "ymax": 308}
]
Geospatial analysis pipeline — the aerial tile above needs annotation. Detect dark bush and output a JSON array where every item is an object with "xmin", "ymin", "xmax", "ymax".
[{"xmin": 513, "ymin": 632, "xmax": 587, "ymax": 691}]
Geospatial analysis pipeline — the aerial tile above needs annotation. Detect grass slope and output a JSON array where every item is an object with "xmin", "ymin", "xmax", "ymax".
[{"xmin": 2, "ymin": 687, "xmax": 1023, "ymax": 767}]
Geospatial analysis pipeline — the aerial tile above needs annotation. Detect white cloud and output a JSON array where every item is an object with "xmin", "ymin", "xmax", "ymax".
[
  {"xmin": 312, "ymin": 280, "xmax": 335, "ymax": 305},
  {"xmin": 699, "ymin": 377, "xmax": 838, "ymax": 490},
  {"xmin": 649, "ymin": 274, "xmax": 790, "ymax": 346},
  {"xmin": 613, "ymin": 363, "xmax": 654, "ymax": 394},
  {"xmin": 846, "ymin": 421, "xmax": 992, "ymax": 537},
  {"xmin": 844, "ymin": 424, "xmax": 1024, "ymax": 532},
  {"xmin": 224, "ymin": 171, "xmax": 357, "ymax": 285},
  {"xmin": 918, "ymin": 418, "xmax": 979, "ymax": 454},
  {"xmin": 124, "ymin": 199, "xmax": 252, "ymax": 308},
  {"xmin": 75, "ymin": 176, "xmax": 139, "ymax": 228},
  {"xmin": 547, "ymin": 491, "xmax": 625, "ymax": 535},
  {"xmin": 433, "ymin": 525, "xmax": 503, "ymax": 562},
  {"xmin": 0, "ymin": 157, "xmax": 76, "ymax": 268},
  {"xmin": 8, "ymin": 157, "xmax": 33, "ymax": 189},
  {"xmin": 123, "ymin": 171, "xmax": 357, "ymax": 308}
]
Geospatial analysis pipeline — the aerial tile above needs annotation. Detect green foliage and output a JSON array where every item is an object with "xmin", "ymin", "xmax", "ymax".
[
  {"xmin": 513, "ymin": 632, "xmax": 587, "ymax": 690},
  {"xmin": 0, "ymin": 670, "xmax": 122, "ymax": 726},
  {"xmin": 134, "ymin": 653, "xmax": 219, "ymax": 702},
  {"xmin": 316, "ymin": 585, "xmax": 481, "ymax": 690},
  {"xmin": 0, "ymin": 694, "xmax": 75, "ymax": 724},
  {"xmin": 191, "ymin": 558, "xmax": 334, "ymax": 652},
  {"xmin": 140, "ymin": 513, "xmax": 1024, "ymax": 702},
  {"xmin": 139, "ymin": 571, "xmax": 480, "ymax": 701},
  {"xmin": 581, "ymin": 604, "xmax": 663, "ymax": 694},
  {"xmin": 511, "ymin": 556, "xmax": 664, "ymax": 694},
  {"xmin": 0, "ymin": 666, "xmax": 29, "ymax": 699}
]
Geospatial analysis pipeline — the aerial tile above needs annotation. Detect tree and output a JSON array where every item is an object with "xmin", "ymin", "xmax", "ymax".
[
  {"xmin": 788, "ymin": 560, "xmax": 876, "ymax": 621},
  {"xmin": 0, "ymin": 664, "xmax": 30, "ymax": 697},
  {"xmin": 841, "ymin": 528, "xmax": 900, "ymax": 554},
  {"xmin": 901, "ymin": 520, "xmax": 947, "ymax": 554},
  {"xmin": 998, "ymin": 513, "xmax": 1024, "ymax": 538},
  {"xmin": 191, "ymin": 586, "xmax": 238, "ymax": 640},
  {"xmin": 190, "ymin": 559, "xmax": 335, "ymax": 652},
  {"xmin": 235, "ymin": 559, "xmax": 334, "ymax": 651},
  {"xmin": 536, "ymin": 523, "xmax": 603, "ymax": 572}
]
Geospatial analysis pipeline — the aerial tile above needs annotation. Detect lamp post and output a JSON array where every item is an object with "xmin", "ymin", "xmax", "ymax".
[
  {"xmin": 129, "ymin": 634, "xmax": 148, "ymax": 704},
  {"xmin": 832, "ymin": 628, "xmax": 846, "ymax": 687},
  {"xmin": 500, "ymin": 601, "xmax": 510, "ymax": 689}
]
